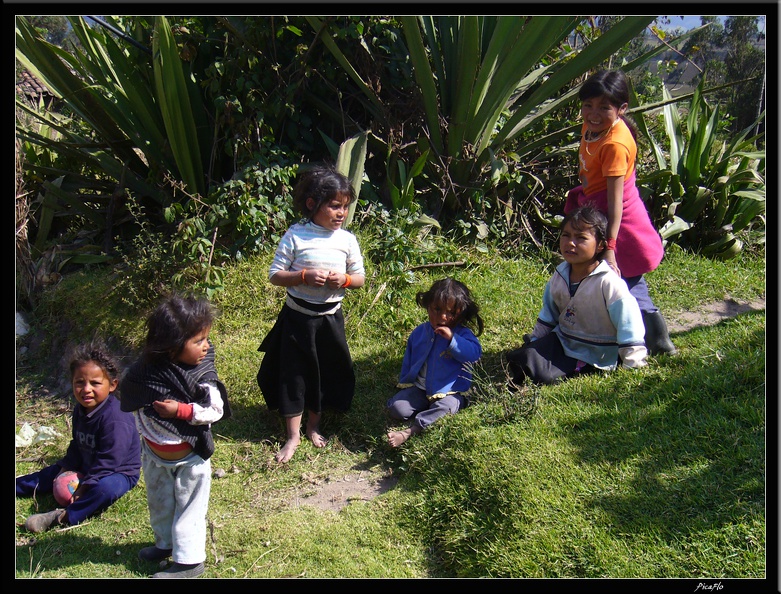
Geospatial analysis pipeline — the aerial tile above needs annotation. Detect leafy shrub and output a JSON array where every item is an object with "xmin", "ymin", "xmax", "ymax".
[
  {"xmin": 209, "ymin": 157, "xmax": 299, "ymax": 261},
  {"xmin": 354, "ymin": 202, "xmax": 462, "ymax": 279},
  {"xmin": 636, "ymin": 81, "xmax": 765, "ymax": 260},
  {"xmin": 113, "ymin": 202, "xmax": 183, "ymax": 311},
  {"xmin": 113, "ymin": 153, "xmax": 296, "ymax": 303}
]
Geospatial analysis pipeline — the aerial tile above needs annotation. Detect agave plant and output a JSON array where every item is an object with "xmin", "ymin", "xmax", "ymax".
[
  {"xmin": 17, "ymin": 14, "xmax": 712, "ymax": 282},
  {"xmin": 305, "ymin": 15, "xmax": 699, "ymax": 221},
  {"xmin": 636, "ymin": 79, "xmax": 765, "ymax": 259},
  {"xmin": 16, "ymin": 16, "xmax": 212, "ymax": 255}
]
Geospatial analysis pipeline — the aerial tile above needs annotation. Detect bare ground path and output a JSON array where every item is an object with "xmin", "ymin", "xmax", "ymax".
[{"xmin": 664, "ymin": 296, "xmax": 766, "ymax": 334}]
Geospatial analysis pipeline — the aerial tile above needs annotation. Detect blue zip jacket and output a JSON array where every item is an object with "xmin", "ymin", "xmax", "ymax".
[{"xmin": 398, "ymin": 322, "xmax": 482, "ymax": 397}]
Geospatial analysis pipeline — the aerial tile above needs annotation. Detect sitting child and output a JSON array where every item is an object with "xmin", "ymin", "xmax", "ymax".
[
  {"xmin": 387, "ymin": 277, "xmax": 484, "ymax": 447},
  {"xmin": 16, "ymin": 342, "xmax": 141, "ymax": 532},
  {"xmin": 506, "ymin": 205, "xmax": 647, "ymax": 385}
]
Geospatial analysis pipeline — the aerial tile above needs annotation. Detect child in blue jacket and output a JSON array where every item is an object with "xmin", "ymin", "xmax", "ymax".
[{"xmin": 387, "ymin": 278, "xmax": 484, "ymax": 447}]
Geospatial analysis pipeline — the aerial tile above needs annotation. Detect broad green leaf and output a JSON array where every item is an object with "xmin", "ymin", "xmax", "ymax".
[
  {"xmin": 495, "ymin": 16, "xmax": 655, "ymax": 149},
  {"xmin": 32, "ymin": 177, "xmax": 63, "ymax": 252},
  {"xmin": 336, "ymin": 130, "xmax": 368, "ymax": 227},
  {"xmin": 152, "ymin": 16, "xmax": 205, "ymax": 197},
  {"xmin": 305, "ymin": 17, "xmax": 385, "ymax": 118},
  {"xmin": 401, "ymin": 16, "xmax": 445, "ymax": 153},
  {"xmin": 658, "ymin": 215, "xmax": 692, "ymax": 240}
]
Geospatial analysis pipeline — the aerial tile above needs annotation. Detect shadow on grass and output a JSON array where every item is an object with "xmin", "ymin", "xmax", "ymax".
[{"xmin": 558, "ymin": 311, "xmax": 766, "ymax": 553}]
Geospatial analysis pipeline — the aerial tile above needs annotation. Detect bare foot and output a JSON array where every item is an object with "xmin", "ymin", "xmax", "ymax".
[
  {"xmin": 306, "ymin": 428, "xmax": 327, "ymax": 448},
  {"xmin": 387, "ymin": 428, "xmax": 414, "ymax": 448},
  {"xmin": 305, "ymin": 412, "xmax": 326, "ymax": 448},
  {"xmin": 275, "ymin": 435, "xmax": 301, "ymax": 463}
]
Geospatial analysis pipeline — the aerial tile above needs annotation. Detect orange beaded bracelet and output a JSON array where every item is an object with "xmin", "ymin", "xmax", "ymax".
[
  {"xmin": 343, "ymin": 273, "xmax": 352, "ymax": 288},
  {"xmin": 301, "ymin": 269, "xmax": 307, "ymax": 285}
]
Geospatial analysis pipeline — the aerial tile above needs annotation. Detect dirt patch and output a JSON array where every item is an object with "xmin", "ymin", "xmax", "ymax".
[
  {"xmin": 665, "ymin": 296, "xmax": 766, "ymax": 334},
  {"xmin": 290, "ymin": 471, "xmax": 399, "ymax": 513}
]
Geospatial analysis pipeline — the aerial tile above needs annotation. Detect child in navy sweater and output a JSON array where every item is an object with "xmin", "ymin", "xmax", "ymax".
[{"xmin": 16, "ymin": 343, "xmax": 141, "ymax": 532}]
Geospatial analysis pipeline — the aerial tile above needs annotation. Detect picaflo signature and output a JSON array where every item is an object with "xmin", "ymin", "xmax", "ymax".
[{"xmin": 694, "ymin": 583, "xmax": 724, "ymax": 592}]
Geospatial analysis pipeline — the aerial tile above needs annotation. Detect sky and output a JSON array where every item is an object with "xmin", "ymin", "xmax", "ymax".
[
  {"xmin": 658, "ymin": 15, "xmax": 768, "ymax": 35},
  {"xmin": 660, "ymin": 15, "xmax": 724, "ymax": 30}
]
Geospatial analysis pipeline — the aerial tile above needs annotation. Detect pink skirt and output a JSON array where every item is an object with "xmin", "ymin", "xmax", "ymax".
[{"xmin": 564, "ymin": 173, "xmax": 663, "ymax": 277}]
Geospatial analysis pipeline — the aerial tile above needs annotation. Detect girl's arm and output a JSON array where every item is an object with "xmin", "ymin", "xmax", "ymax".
[
  {"xmin": 607, "ymin": 297, "xmax": 648, "ymax": 369},
  {"xmin": 605, "ymin": 175, "xmax": 624, "ymax": 276},
  {"xmin": 271, "ymin": 269, "xmax": 312, "ymax": 287},
  {"xmin": 154, "ymin": 383, "xmax": 224, "ymax": 425},
  {"xmin": 273, "ymin": 268, "xmax": 364, "ymax": 288},
  {"xmin": 189, "ymin": 383, "xmax": 225, "ymax": 425},
  {"xmin": 448, "ymin": 328, "xmax": 482, "ymax": 363}
]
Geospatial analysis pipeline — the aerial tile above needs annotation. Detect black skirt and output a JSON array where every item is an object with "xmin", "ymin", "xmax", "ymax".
[{"xmin": 257, "ymin": 303, "xmax": 355, "ymax": 416}]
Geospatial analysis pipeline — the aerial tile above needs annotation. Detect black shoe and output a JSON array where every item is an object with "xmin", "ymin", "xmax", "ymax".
[
  {"xmin": 152, "ymin": 562, "xmax": 205, "ymax": 579},
  {"xmin": 642, "ymin": 310, "xmax": 677, "ymax": 356},
  {"xmin": 138, "ymin": 546, "xmax": 173, "ymax": 562}
]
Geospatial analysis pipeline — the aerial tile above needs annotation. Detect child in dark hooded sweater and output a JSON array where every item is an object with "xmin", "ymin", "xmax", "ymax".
[{"xmin": 121, "ymin": 294, "xmax": 230, "ymax": 579}]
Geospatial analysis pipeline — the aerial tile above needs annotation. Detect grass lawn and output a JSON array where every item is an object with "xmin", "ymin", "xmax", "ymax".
[{"xmin": 15, "ymin": 243, "xmax": 768, "ymax": 582}]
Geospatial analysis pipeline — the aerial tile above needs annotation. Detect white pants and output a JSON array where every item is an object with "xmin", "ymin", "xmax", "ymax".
[{"xmin": 141, "ymin": 440, "xmax": 211, "ymax": 565}]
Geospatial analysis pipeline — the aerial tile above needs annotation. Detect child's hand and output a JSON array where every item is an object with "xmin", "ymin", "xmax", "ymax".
[
  {"xmin": 71, "ymin": 484, "xmax": 86, "ymax": 503},
  {"xmin": 307, "ymin": 269, "xmax": 329, "ymax": 287},
  {"xmin": 326, "ymin": 271, "xmax": 339, "ymax": 288},
  {"xmin": 326, "ymin": 271, "xmax": 348, "ymax": 289},
  {"xmin": 434, "ymin": 326, "xmax": 453, "ymax": 341},
  {"xmin": 152, "ymin": 399, "xmax": 180, "ymax": 418}
]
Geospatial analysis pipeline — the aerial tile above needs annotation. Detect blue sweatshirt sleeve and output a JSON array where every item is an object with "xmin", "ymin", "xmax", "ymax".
[
  {"xmin": 537, "ymin": 280, "xmax": 560, "ymax": 327},
  {"xmin": 448, "ymin": 328, "xmax": 482, "ymax": 363},
  {"xmin": 607, "ymin": 295, "xmax": 646, "ymax": 346},
  {"xmin": 398, "ymin": 323, "xmax": 434, "ymax": 385}
]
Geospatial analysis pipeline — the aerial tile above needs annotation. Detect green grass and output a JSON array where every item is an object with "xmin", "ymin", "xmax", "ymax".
[{"xmin": 15, "ymin": 244, "xmax": 766, "ymax": 579}]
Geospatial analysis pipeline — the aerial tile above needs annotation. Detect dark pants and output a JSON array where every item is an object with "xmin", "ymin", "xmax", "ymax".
[
  {"xmin": 624, "ymin": 275, "xmax": 657, "ymax": 314},
  {"xmin": 16, "ymin": 464, "xmax": 138, "ymax": 525},
  {"xmin": 506, "ymin": 332, "xmax": 596, "ymax": 385},
  {"xmin": 386, "ymin": 386, "xmax": 468, "ymax": 431}
]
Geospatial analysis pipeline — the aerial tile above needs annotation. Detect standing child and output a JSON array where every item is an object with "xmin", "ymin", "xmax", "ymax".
[
  {"xmin": 387, "ymin": 278, "xmax": 484, "ymax": 448},
  {"xmin": 564, "ymin": 69, "xmax": 676, "ymax": 355},
  {"xmin": 506, "ymin": 206, "xmax": 647, "ymax": 385},
  {"xmin": 16, "ymin": 343, "xmax": 141, "ymax": 533},
  {"xmin": 121, "ymin": 294, "xmax": 230, "ymax": 579},
  {"xmin": 257, "ymin": 165, "xmax": 365, "ymax": 464}
]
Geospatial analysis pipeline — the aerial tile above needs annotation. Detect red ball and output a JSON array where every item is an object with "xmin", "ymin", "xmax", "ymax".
[{"xmin": 53, "ymin": 471, "xmax": 82, "ymax": 506}]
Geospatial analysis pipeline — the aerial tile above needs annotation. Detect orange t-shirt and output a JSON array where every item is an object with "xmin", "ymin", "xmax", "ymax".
[{"xmin": 578, "ymin": 119, "xmax": 636, "ymax": 196}]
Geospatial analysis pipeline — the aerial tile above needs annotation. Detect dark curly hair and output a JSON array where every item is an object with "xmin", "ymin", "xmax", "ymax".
[
  {"xmin": 68, "ymin": 341, "xmax": 121, "ymax": 383},
  {"xmin": 416, "ymin": 277, "xmax": 484, "ymax": 336},
  {"xmin": 292, "ymin": 165, "xmax": 356, "ymax": 221},
  {"xmin": 143, "ymin": 293, "xmax": 215, "ymax": 363}
]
